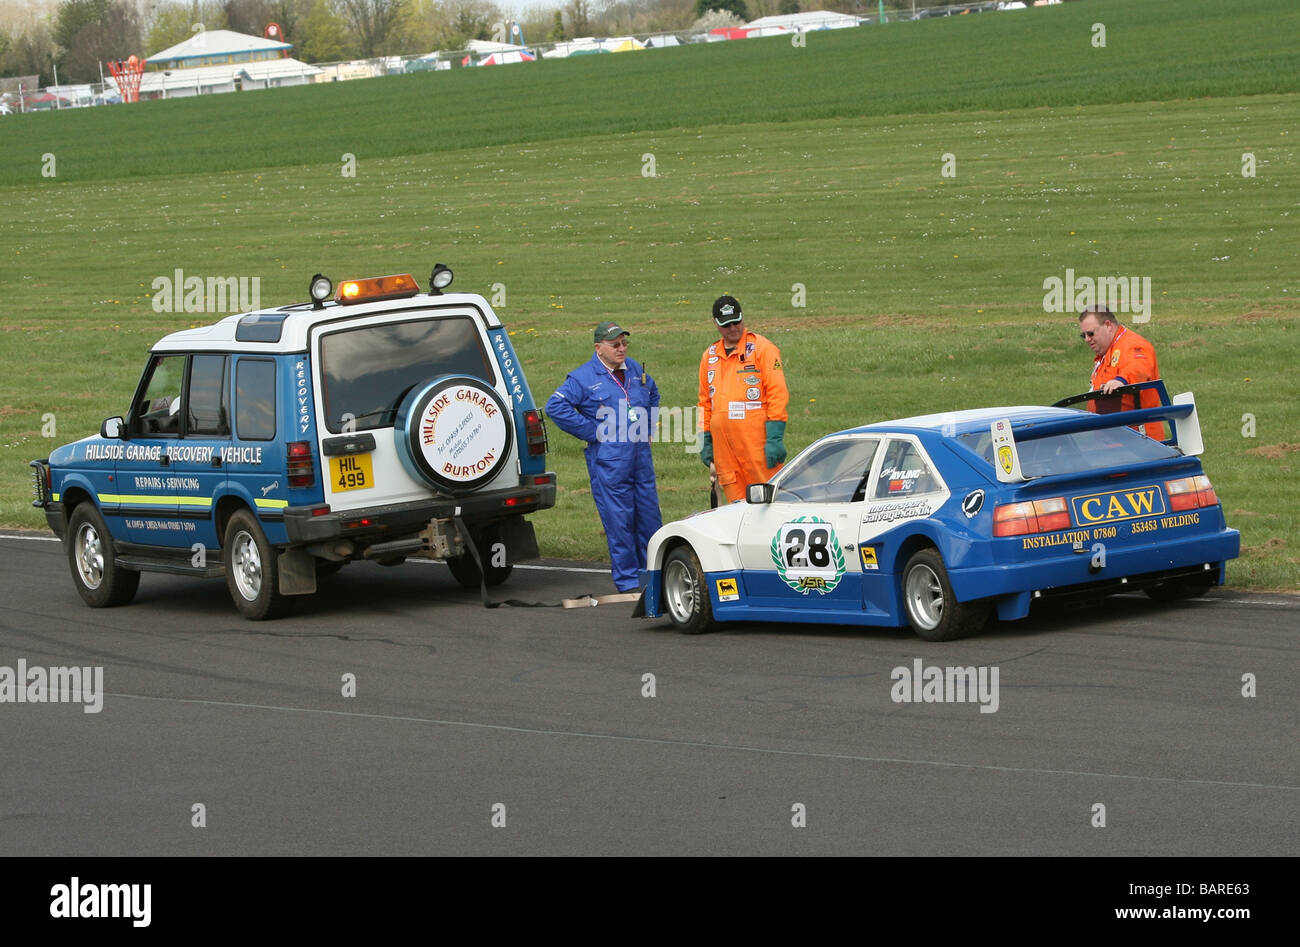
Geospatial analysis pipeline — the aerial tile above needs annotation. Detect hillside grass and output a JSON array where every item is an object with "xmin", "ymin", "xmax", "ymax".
[
  {"xmin": 1, "ymin": 0, "xmax": 1299, "ymax": 184},
  {"xmin": 0, "ymin": 0, "xmax": 1296, "ymax": 590}
]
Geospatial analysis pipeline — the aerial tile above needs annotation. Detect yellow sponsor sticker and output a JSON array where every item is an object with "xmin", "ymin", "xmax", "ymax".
[
  {"xmin": 715, "ymin": 577, "xmax": 739, "ymax": 602},
  {"xmin": 860, "ymin": 546, "xmax": 879, "ymax": 570}
]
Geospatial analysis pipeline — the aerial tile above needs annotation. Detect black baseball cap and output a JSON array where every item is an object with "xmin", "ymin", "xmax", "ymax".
[{"xmin": 712, "ymin": 295, "xmax": 743, "ymax": 326}]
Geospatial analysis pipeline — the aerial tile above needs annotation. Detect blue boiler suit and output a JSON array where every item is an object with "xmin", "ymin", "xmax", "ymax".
[{"xmin": 546, "ymin": 354, "xmax": 662, "ymax": 592}]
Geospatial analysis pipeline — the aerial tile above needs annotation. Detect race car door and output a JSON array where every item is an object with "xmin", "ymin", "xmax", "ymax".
[
  {"xmin": 857, "ymin": 436, "xmax": 951, "ymax": 614},
  {"xmin": 736, "ymin": 435, "xmax": 881, "ymax": 612}
]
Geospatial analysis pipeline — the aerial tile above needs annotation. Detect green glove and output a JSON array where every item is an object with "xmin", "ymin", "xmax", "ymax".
[
  {"xmin": 700, "ymin": 431, "xmax": 714, "ymax": 466},
  {"xmin": 765, "ymin": 421, "xmax": 787, "ymax": 468}
]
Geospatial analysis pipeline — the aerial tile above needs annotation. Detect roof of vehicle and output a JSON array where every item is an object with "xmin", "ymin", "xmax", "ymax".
[
  {"xmin": 840, "ymin": 406, "xmax": 1080, "ymax": 438},
  {"xmin": 151, "ymin": 291, "xmax": 500, "ymax": 354}
]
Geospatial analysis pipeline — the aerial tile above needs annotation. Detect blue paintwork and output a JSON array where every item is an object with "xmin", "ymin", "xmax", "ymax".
[{"xmin": 642, "ymin": 390, "xmax": 1241, "ymax": 629}]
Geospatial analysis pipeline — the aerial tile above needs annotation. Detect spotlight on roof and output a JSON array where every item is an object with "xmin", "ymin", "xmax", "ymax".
[{"xmin": 429, "ymin": 264, "xmax": 454, "ymax": 295}]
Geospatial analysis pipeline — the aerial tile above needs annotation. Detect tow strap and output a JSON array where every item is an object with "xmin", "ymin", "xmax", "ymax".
[{"xmin": 453, "ymin": 517, "xmax": 644, "ymax": 610}]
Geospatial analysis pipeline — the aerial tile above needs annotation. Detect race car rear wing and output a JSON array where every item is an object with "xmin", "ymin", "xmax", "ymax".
[{"xmin": 992, "ymin": 385, "xmax": 1204, "ymax": 483}]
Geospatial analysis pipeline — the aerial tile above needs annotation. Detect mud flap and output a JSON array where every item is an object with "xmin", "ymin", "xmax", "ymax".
[
  {"xmin": 496, "ymin": 515, "xmax": 540, "ymax": 562},
  {"xmin": 278, "ymin": 547, "xmax": 318, "ymax": 596}
]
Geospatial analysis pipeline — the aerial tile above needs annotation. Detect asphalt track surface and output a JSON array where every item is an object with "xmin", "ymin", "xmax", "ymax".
[{"xmin": 1, "ymin": 531, "xmax": 1296, "ymax": 857}]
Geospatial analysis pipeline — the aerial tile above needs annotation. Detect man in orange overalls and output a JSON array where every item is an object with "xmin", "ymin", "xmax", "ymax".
[
  {"xmin": 1080, "ymin": 306, "xmax": 1166, "ymax": 441},
  {"xmin": 697, "ymin": 295, "xmax": 790, "ymax": 503}
]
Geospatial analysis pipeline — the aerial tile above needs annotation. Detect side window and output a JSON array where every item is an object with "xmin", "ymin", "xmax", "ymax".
[
  {"xmin": 235, "ymin": 359, "xmax": 277, "ymax": 441},
  {"xmin": 130, "ymin": 354, "xmax": 186, "ymax": 436},
  {"xmin": 774, "ymin": 437, "xmax": 880, "ymax": 503},
  {"xmin": 187, "ymin": 354, "xmax": 229, "ymax": 436},
  {"xmin": 874, "ymin": 439, "xmax": 941, "ymax": 498}
]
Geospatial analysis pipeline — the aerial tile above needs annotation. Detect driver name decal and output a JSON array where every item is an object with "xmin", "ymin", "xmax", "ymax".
[
  {"xmin": 770, "ymin": 516, "xmax": 846, "ymax": 595},
  {"xmin": 863, "ymin": 500, "xmax": 932, "ymax": 524}
]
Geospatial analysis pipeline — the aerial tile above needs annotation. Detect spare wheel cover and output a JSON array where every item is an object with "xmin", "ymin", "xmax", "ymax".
[{"xmin": 395, "ymin": 375, "xmax": 512, "ymax": 493}]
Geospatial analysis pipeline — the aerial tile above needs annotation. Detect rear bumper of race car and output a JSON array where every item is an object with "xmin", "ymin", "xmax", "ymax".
[{"xmin": 949, "ymin": 528, "xmax": 1241, "ymax": 620}]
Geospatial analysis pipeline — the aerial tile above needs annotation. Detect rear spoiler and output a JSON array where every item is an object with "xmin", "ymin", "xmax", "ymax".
[{"xmin": 993, "ymin": 384, "xmax": 1204, "ymax": 483}]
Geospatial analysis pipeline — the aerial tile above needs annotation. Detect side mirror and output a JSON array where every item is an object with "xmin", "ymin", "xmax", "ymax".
[
  {"xmin": 746, "ymin": 482, "xmax": 774, "ymax": 504},
  {"xmin": 100, "ymin": 416, "xmax": 125, "ymax": 439}
]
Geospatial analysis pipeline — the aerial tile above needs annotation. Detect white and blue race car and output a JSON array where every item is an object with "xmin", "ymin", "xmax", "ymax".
[{"xmin": 638, "ymin": 383, "xmax": 1240, "ymax": 640}]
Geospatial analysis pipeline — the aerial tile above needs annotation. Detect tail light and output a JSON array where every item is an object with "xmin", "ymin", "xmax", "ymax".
[
  {"xmin": 993, "ymin": 496, "xmax": 1071, "ymax": 537},
  {"xmin": 287, "ymin": 441, "xmax": 315, "ymax": 488},
  {"xmin": 524, "ymin": 409, "xmax": 548, "ymax": 457},
  {"xmin": 1166, "ymin": 475, "xmax": 1218, "ymax": 512}
]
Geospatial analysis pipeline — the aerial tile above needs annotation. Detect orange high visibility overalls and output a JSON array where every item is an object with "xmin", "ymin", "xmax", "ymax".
[
  {"xmin": 698, "ymin": 331, "xmax": 789, "ymax": 502},
  {"xmin": 1090, "ymin": 326, "xmax": 1166, "ymax": 441}
]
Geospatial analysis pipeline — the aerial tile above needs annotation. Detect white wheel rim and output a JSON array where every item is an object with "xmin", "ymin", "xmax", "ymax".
[
  {"xmin": 663, "ymin": 558, "xmax": 697, "ymax": 624},
  {"xmin": 905, "ymin": 563, "xmax": 944, "ymax": 631},
  {"xmin": 231, "ymin": 529, "xmax": 263, "ymax": 601},
  {"xmin": 74, "ymin": 522, "xmax": 104, "ymax": 590}
]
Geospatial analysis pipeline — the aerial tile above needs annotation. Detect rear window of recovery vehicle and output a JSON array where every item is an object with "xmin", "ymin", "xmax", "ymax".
[{"xmin": 318, "ymin": 315, "xmax": 494, "ymax": 434}]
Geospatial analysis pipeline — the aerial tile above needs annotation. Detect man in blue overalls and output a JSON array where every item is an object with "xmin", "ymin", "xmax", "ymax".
[{"xmin": 547, "ymin": 322, "xmax": 663, "ymax": 593}]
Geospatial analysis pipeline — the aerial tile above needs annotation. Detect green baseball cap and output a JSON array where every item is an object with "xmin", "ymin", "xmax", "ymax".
[{"xmin": 594, "ymin": 321, "xmax": 630, "ymax": 342}]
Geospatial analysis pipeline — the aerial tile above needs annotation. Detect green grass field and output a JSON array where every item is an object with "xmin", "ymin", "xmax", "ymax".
[{"xmin": 2, "ymin": 0, "xmax": 1297, "ymax": 589}]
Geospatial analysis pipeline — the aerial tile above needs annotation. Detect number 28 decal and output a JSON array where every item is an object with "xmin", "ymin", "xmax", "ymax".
[{"xmin": 770, "ymin": 516, "xmax": 846, "ymax": 595}]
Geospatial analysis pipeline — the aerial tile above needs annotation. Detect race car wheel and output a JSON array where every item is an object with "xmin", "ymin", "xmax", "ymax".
[
  {"xmin": 662, "ymin": 545, "xmax": 716, "ymax": 635},
  {"xmin": 67, "ymin": 503, "xmax": 139, "ymax": 607},
  {"xmin": 1144, "ymin": 574, "xmax": 1215, "ymax": 602},
  {"xmin": 224, "ymin": 509, "xmax": 292, "ymax": 620},
  {"xmin": 902, "ymin": 549, "xmax": 990, "ymax": 642}
]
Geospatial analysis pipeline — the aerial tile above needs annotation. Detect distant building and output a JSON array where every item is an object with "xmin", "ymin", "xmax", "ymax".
[
  {"xmin": 745, "ymin": 11, "xmax": 862, "ymax": 31},
  {"xmin": 139, "ymin": 28, "xmax": 320, "ymax": 98},
  {"xmin": 146, "ymin": 29, "xmax": 292, "ymax": 70}
]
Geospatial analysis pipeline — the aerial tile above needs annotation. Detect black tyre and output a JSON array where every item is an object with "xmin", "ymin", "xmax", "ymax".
[
  {"xmin": 66, "ymin": 503, "xmax": 139, "ymax": 607},
  {"xmin": 662, "ymin": 545, "xmax": 716, "ymax": 635},
  {"xmin": 1145, "ymin": 574, "xmax": 1215, "ymax": 602},
  {"xmin": 223, "ymin": 509, "xmax": 292, "ymax": 620},
  {"xmin": 901, "ymin": 548, "xmax": 990, "ymax": 642},
  {"xmin": 445, "ymin": 552, "xmax": 513, "ymax": 589}
]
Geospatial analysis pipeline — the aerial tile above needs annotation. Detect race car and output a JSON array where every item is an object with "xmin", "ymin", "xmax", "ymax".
[{"xmin": 638, "ymin": 383, "xmax": 1240, "ymax": 640}]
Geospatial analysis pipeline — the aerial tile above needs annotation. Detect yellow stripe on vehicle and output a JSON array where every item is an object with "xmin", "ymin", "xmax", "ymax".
[
  {"xmin": 97, "ymin": 493, "xmax": 214, "ymax": 508},
  {"xmin": 97, "ymin": 494, "xmax": 177, "ymax": 506},
  {"xmin": 254, "ymin": 498, "xmax": 289, "ymax": 509}
]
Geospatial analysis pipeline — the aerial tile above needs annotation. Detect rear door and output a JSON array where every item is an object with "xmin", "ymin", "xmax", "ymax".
[
  {"xmin": 312, "ymin": 308, "xmax": 509, "ymax": 512},
  {"xmin": 168, "ymin": 353, "xmax": 230, "ymax": 553},
  {"xmin": 857, "ymin": 436, "xmax": 951, "ymax": 613}
]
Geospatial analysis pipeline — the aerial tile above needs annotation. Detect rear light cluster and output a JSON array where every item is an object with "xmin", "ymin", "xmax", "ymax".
[
  {"xmin": 993, "ymin": 497, "xmax": 1071, "ymax": 537},
  {"xmin": 287, "ymin": 441, "xmax": 315, "ymax": 488},
  {"xmin": 1166, "ymin": 475, "xmax": 1218, "ymax": 512},
  {"xmin": 524, "ymin": 410, "xmax": 548, "ymax": 457}
]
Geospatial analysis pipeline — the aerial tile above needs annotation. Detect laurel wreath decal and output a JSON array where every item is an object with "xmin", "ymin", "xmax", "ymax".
[{"xmin": 770, "ymin": 515, "xmax": 846, "ymax": 595}]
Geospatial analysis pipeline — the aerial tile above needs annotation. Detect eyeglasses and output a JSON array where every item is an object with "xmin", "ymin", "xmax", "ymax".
[
  {"xmin": 1079, "ymin": 330, "xmax": 1096, "ymax": 339},
  {"xmin": 602, "ymin": 339, "xmax": 629, "ymax": 348}
]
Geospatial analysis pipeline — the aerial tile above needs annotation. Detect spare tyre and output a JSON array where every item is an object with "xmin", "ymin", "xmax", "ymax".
[{"xmin": 394, "ymin": 375, "xmax": 512, "ymax": 493}]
